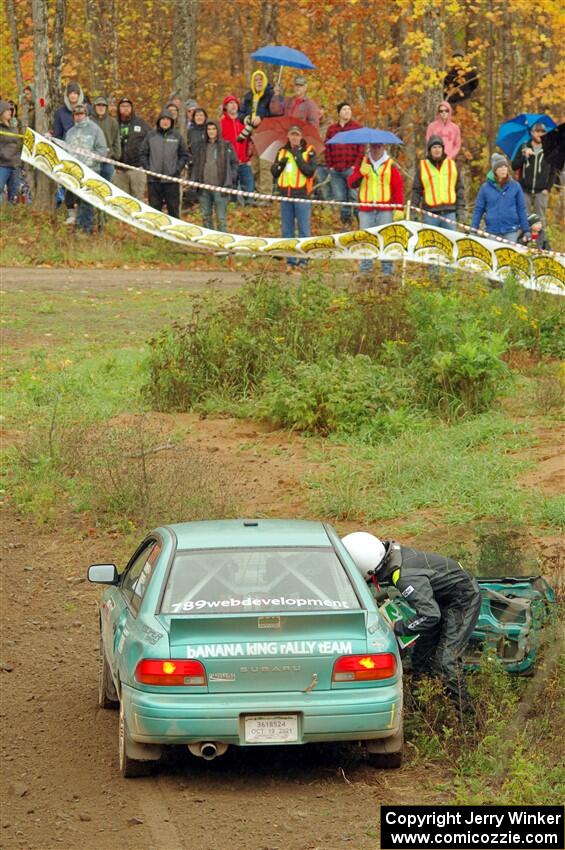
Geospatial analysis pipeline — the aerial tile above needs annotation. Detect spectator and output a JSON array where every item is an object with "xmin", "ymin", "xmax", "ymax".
[
  {"xmin": 185, "ymin": 98, "xmax": 198, "ymax": 132},
  {"xmin": 519, "ymin": 213, "xmax": 550, "ymax": 251},
  {"xmin": 472, "ymin": 153, "xmax": 530, "ymax": 243},
  {"xmin": 22, "ymin": 84, "xmax": 35, "ymax": 130},
  {"xmin": 113, "ymin": 96, "xmax": 150, "ymax": 200},
  {"xmin": 511, "ymin": 122, "xmax": 555, "ymax": 224},
  {"xmin": 239, "ymin": 69, "xmax": 275, "ymax": 197},
  {"xmin": 324, "ymin": 102, "xmax": 363, "ymax": 228},
  {"xmin": 426, "ymin": 102, "xmax": 461, "ymax": 160},
  {"xmin": 412, "ymin": 136, "xmax": 465, "ymax": 230},
  {"xmin": 91, "ymin": 96, "xmax": 121, "ymax": 182},
  {"xmin": 271, "ymin": 124, "xmax": 318, "ymax": 271},
  {"xmin": 188, "ymin": 107, "xmax": 208, "ymax": 154},
  {"xmin": 221, "ymin": 94, "xmax": 255, "ymax": 205},
  {"xmin": 443, "ymin": 50, "xmax": 479, "ymax": 105},
  {"xmin": 139, "ymin": 108, "xmax": 189, "ymax": 219},
  {"xmin": 165, "ymin": 101, "xmax": 181, "ymax": 129},
  {"xmin": 53, "ymin": 81, "xmax": 85, "ymax": 223},
  {"xmin": 107, "ymin": 97, "xmax": 118, "ymax": 119},
  {"xmin": 270, "ymin": 75, "xmax": 320, "ymax": 127},
  {"xmin": 65, "ymin": 103, "xmax": 107, "ymax": 234},
  {"xmin": 191, "ymin": 120, "xmax": 238, "ymax": 232},
  {"xmin": 348, "ymin": 141, "xmax": 404, "ymax": 278},
  {"xmin": 0, "ymin": 99, "xmax": 22, "ymax": 203}
]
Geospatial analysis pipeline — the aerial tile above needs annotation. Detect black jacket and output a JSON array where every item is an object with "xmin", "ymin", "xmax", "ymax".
[
  {"xmin": 379, "ymin": 542, "xmax": 480, "ymax": 636},
  {"xmin": 118, "ymin": 113, "xmax": 150, "ymax": 167},
  {"xmin": 271, "ymin": 140, "xmax": 318, "ymax": 199},
  {"xmin": 139, "ymin": 112, "xmax": 190, "ymax": 183},
  {"xmin": 511, "ymin": 144, "xmax": 555, "ymax": 194}
]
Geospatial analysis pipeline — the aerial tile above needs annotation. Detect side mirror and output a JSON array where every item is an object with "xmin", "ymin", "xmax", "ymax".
[{"xmin": 87, "ymin": 564, "xmax": 119, "ymax": 585}]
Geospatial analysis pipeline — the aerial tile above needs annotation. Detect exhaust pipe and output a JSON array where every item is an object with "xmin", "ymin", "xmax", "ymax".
[{"xmin": 187, "ymin": 741, "xmax": 228, "ymax": 760}]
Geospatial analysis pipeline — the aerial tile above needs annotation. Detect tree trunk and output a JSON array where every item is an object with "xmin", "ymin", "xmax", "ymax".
[
  {"xmin": 172, "ymin": 0, "xmax": 199, "ymax": 104},
  {"xmin": 49, "ymin": 0, "xmax": 67, "ymax": 123},
  {"xmin": 6, "ymin": 0, "xmax": 27, "ymax": 127},
  {"xmin": 422, "ymin": 1, "xmax": 444, "ymax": 126},
  {"xmin": 259, "ymin": 0, "xmax": 278, "ymax": 44},
  {"xmin": 85, "ymin": 0, "xmax": 118, "ymax": 96},
  {"xmin": 31, "ymin": 0, "xmax": 55, "ymax": 212}
]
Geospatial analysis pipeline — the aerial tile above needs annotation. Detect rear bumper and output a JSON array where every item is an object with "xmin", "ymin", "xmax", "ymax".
[{"xmin": 123, "ymin": 683, "xmax": 403, "ymax": 746}]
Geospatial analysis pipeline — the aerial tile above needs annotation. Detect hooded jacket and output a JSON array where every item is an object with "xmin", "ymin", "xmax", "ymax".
[
  {"xmin": 472, "ymin": 171, "xmax": 530, "ymax": 236},
  {"xmin": 91, "ymin": 106, "xmax": 121, "ymax": 160},
  {"xmin": 139, "ymin": 110, "xmax": 190, "ymax": 182},
  {"xmin": 239, "ymin": 70, "xmax": 274, "ymax": 121},
  {"xmin": 220, "ymin": 96, "xmax": 250, "ymax": 164},
  {"xmin": 53, "ymin": 83, "xmax": 86, "ymax": 139},
  {"xmin": 64, "ymin": 116, "xmax": 107, "ymax": 172},
  {"xmin": 0, "ymin": 100, "xmax": 22, "ymax": 168},
  {"xmin": 191, "ymin": 121, "xmax": 238, "ymax": 188},
  {"xmin": 425, "ymin": 102, "xmax": 462, "ymax": 159},
  {"xmin": 188, "ymin": 109, "xmax": 208, "ymax": 155},
  {"xmin": 117, "ymin": 98, "xmax": 150, "ymax": 167},
  {"xmin": 511, "ymin": 140, "xmax": 555, "ymax": 194},
  {"xmin": 378, "ymin": 541, "xmax": 480, "ymax": 637},
  {"xmin": 411, "ymin": 136, "xmax": 465, "ymax": 215}
]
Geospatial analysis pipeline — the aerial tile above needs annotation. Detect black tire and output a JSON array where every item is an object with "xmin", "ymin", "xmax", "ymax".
[
  {"xmin": 366, "ymin": 749, "xmax": 403, "ymax": 769},
  {"xmin": 118, "ymin": 699, "xmax": 153, "ymax": 778},
  {"xmin": 98, "ymin": 635, "xmax": 119, "ymax": 710}
]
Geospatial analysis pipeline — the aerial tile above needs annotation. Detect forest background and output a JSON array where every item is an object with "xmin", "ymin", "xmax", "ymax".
[{"xmin": 2, "ymin": 0, "xmax": 564, "ymax": 197}]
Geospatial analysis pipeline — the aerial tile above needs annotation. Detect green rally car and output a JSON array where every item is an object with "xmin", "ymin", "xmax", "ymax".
[{"xmin": 88, "ymin": 519, "xmax": 404, "ymax": 777}]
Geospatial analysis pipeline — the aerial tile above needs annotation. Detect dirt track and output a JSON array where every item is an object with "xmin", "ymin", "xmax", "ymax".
[{"xmin": 0, "ymin": 267, "xmax": 248, "ymax": 292}]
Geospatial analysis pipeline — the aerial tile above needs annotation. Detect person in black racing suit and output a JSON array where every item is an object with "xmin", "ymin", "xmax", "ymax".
[{"xmin": 342, "ymin": 532, "xmax": 481, "ymax": 716}]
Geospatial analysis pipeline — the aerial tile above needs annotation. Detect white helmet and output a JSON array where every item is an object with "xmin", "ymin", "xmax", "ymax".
[{"xmin": 342, "ymin": 532, "xmax": 386, "ymax": 581}]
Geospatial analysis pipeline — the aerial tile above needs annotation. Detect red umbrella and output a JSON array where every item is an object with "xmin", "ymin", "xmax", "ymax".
[{"xmin": 251, "ymin": 116, "xmax": 324, "ymax": 163}]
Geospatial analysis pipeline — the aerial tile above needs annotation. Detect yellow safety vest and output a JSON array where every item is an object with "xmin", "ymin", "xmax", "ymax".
[
  {"xmin": 277, "ymin": 145, "xmax": 314, "ymax": 193},
  {"xmin": 358, "ymin": 157, "xmax": 393, "ymax": 204},
  {"xmin": 419, "ymin": 158, "xmax": 458, "ymax": 206}
]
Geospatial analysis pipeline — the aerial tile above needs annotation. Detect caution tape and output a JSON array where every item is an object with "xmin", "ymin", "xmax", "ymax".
[{"xmin": 16, "ymin": 128, "xmax": 565, "ymax": 293}]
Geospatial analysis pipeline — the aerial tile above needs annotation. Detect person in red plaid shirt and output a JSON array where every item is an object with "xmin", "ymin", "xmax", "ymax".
[{"xmin": 324, "ymin": 103, "xmax": 363, "ymax": 228}]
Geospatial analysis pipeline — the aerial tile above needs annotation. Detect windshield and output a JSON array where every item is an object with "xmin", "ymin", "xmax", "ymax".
[{"xmin": 160, "ymin": 547, "xmax": 360, "ymax": 615}]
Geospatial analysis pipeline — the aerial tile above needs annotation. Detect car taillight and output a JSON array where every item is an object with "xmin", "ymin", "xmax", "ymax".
[
  {"xmin": 135, "ymin": 659, "xmax": 207, "ymax": 686},
  {"xmin": 332, "ymin": 653, "xmax": 397, "ymax": 682}
]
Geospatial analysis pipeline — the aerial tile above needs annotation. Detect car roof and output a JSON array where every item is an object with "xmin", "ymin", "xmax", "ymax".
[{"xmin": 161, "ymin": 519, "xmax": 332, "ymax": 550}]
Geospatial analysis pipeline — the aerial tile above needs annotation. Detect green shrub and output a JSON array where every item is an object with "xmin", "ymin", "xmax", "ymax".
[{"xmin": 256, "ymin": 354, "xmax": 419, "ymax": 438}]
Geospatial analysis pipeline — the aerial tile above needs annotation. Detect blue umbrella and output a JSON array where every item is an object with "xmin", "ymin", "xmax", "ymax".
[
  {"xmin": 327, "ymin": 127, "xmax": 403, "ymax": 145},
  {"xmin": 496, "ymin": 113, "xmax": 556, "ymax": 160},
  {"xmin": 251, "ymin": 45, "xmax": 315, "ymax": 70}
]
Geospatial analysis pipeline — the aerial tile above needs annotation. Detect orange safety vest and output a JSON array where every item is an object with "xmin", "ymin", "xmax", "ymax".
[
  {"xmin": 277, "ymin": 145, "xmax": 315, "ymax": 194},
  {"xmin": 419, "ymin": 158, "xmax": 458, "ymax": 206},
  {"xmin": 358, "ymin": 157, "xmax": 393, "ymax": 204}
]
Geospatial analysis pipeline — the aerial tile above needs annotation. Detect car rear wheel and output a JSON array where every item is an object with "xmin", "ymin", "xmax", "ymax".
[
  {"xmin": 118, "ymin": 699, "xmax": 154, "ymax": 778},
  {"xmin": 365, "ymin": 727, "xmax": 404, "ymax": 769},
  {"xmin": 98, "ymin": 635, "xmax": 119, "ymax": 709}
]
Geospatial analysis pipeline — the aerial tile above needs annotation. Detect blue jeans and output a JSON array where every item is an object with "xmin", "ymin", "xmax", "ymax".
[
  {"xmin": 99, "ymin": 162, "xmax": 115, "ymax": 183},
  {"xmin": 200, "ymin": 189, "xmax": 229, "ymax": 231},
  {"xmin": 499, "ymin": 231, "xmax": 519, "ymax": 243},
  {"xmin": 315, "ymin": 165, "xmax": 333, "ymax": 201},
  {"xmin": 237, "ymin": 163, "xmax": 255, "ymax": 204},
  {"xmin": 423, "ymin": 211, "xmax": 457, "ymax": 231},
  {"xmin": 330, "ymin": 168, "xmax": 358, "ymax": 224},
  {"xmin": 281, "ymin": 199, "xmax": 311, "ymax": 266},
  {"xmin": 358, "ymin": 209, "xmax": 393, "ymax": 275},
  {"xmin": 0, "ymin": 166, "xmax": 20, "ymax": 202},
  {"xmin": 76, "ymin": 199, "xmax": 94, "ymax": 234}
]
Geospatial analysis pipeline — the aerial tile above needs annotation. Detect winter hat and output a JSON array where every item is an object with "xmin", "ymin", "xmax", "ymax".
[
  {"xmin": 185, "ymin": 98, "xmax": 198, "ymax": 110},
  {"xmin": 491, "ymin": 153, "xmax": 508, "ymax": 171},
  {"xmin": 527, "ymin": 213, "xmax": 541, "ymax": 227},
  {"xmin": 72, "ymin": 104, "xmax": 87, "ymax": 115},
  {"xmin": 0, "ymin": 100, "xmax": 12, "ymax": 115},
  {"xmin": 222, "ymin": 94, "xmax": 240, "ymax": 110},
  {"xmin": 118, "ymin": 96, "xmax": 133, "ymax": 107},
  {"xmin": 94, "ymin": 96, "xmax": 108, "ymax": 106},
  {"xmin": 337, "ymin": 101, "xmax": 351, "ymax": 114},
  {"xmin": 427, "ymin": 135, "xmax": 445, "ymax": 150},
  {"xmin": 66, "ymin": 81, "xmax": 81, "ymax": 95}
]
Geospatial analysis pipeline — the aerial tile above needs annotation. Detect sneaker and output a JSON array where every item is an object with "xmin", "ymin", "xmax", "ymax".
[{"xmin": 64, "ymin": 210, "xmax": 77, "ymax": 225}]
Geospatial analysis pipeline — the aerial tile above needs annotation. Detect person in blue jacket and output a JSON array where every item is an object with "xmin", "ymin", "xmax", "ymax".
[{"xmin": 472, "ymin": 153, "xmax": 530, "ymax": 243}]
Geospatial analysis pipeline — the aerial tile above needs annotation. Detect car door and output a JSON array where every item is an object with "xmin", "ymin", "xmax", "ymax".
[{"xmin": 104, "ymin": 539, "xmax": 161, "ymax": 683}]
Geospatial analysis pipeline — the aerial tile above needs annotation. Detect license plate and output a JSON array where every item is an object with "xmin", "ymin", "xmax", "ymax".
[{"xmin": 244, "ymin": 714, "xmax": 298, "ymax": 744}]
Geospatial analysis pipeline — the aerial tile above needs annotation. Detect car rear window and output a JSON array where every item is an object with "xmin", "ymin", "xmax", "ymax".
[{"xmin": 160, "ymin": 547, "xmax": 361, "ymax": 614}]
